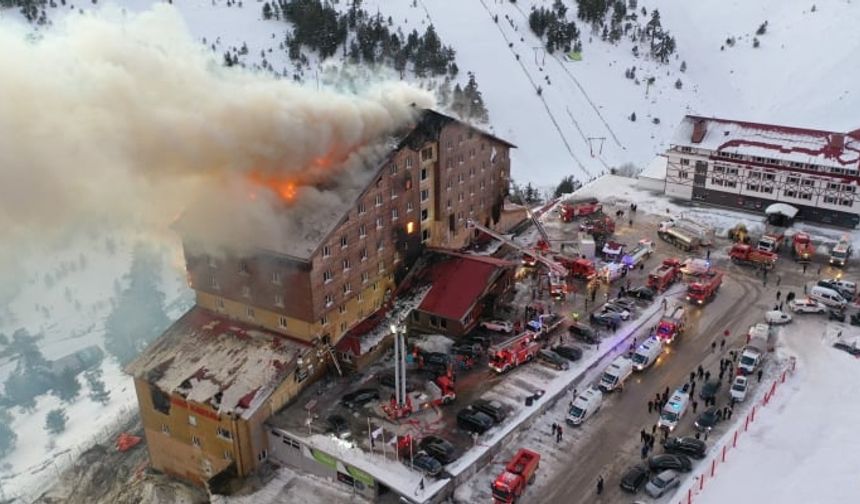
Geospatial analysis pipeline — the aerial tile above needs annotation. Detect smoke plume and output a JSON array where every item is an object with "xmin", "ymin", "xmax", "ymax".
[{"xmin": 0, "ymin": 5, "xmax": 435, "ymax": 280}]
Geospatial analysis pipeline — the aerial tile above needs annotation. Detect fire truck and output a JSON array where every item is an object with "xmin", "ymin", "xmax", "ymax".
[
  {"xmin": 491, "ymin": 448, "xmax": 541, "ymax": 504},
  {"xmin": 559, "ymin": 198, "xmax": 601, "ymax": 222},
  {"xmin": 647, "ymin": 258, "xmax": 681, "ymax": 291},
  {"xmin": 553, "ymin": 255, "xmax": 597, "ymax": 280},
  {"xmin": 656, "ymin": 306, "xmax": 686, "ymax": 344},
  {"xmin": 687, "ymin": 271, "xmax": 723, "ymax": 305},
  {"xmin": 730, "ymin": 244, "xmax": 777, "ymax": 270},
  {"xmin": 757, "ymin": 225, "xmax": 785, "ymax": 253},
  {"xmin": 488, "ymin": 332, "xmax": 541, "ymax": 373},
  {"xmin": 602, "ymin": 240, "xmax": 625, "ymax": 262},
  {"xmin": 622, "ymin": 239, "xmax": 655, "ymax": 268},
  {"xmin": 791, "ymin": 232, "xmax": 815, "ymax": 262},
  {"xmin": 658, "ymin": 225, "xmax": 699, "ymax": 251},
  {"xmin": 829, "ymin": 235, "xmax": 852, "ymax": 267}
]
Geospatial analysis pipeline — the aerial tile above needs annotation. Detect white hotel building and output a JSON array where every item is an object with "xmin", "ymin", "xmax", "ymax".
[{"xmin": 662, "ymin": 115, "xmax": 860, "ymax": 228}]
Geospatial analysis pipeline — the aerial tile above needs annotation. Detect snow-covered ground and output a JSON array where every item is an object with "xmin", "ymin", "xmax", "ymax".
[{"xmin": 676, "ymin": 320, "xmax": 860, "ymax": 504}]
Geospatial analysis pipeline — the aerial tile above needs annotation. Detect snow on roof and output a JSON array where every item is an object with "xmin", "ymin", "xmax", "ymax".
[
  {"xmin": 765, "ymin": 203, "xmax": 799, "ymax": 218},
  {"xmin": 671, "ymin": 116, "xmax": 860, "ymax": 171},
  {"xmin": 640, "ymin": 155, "xmax": 668, "ymax": 180},
  {"xmin": 126, "ymin": 307, "xmax": 310, "ymax": 416}
]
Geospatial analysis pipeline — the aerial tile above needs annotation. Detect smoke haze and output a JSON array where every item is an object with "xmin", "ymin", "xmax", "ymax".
[{"xmin": 0, "ymin": 4, "xmax": 435, "ymax": 283}]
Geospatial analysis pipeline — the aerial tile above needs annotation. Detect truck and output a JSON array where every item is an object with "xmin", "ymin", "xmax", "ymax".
[
  {"xmin": 687, "ymin": 270, "xmax": 723, "ymax": 305},
  {"xmin": 622, "ymin": 239, "xmax": 655, "ymax": 268},
  {"xmin": 829, "ymin": 236, "xmax": 852, "ymax": 267},
  {"xmin": 658, "ymin": 226, "xmax": 700, "ymax": 251},
  {"xmin": 602, "ymin": 240, "xmax": 625, "ymax": 262},
  {"xmin": 559, "ymin": 198, "xmax": 601, "ymax": 222},
  {"xmin": 526, "ymin": 313, "xmax": 567, "ymax": 336},
  {"xmin": 599, "ymin": 356, "xmax": 634, "ymax": 392},
  {"xmin": 600, "ymin": 262, "xmax": 626, "ymax": 284},
  {"xmin": 553, "ymin": 255, "xmax": 597, "ymax": 280},
  {"xmin": 647, "ymin": 258, "xmax": 681, "ymax": 292},
  {"xmin": 656, "ymin": 306, "xmax": 686, "ymax": 344},
  {"xmin": 488, "ymin": 332, "xmax": 541, "ymax": 374},
  {"xmin": 491, "ymin": 448, "xmax": 541, "ymax": 504},
  {"xmin": 791, "ymin": 232, "xmax": 815, "ymax": 262},
  {"xmin": 729, "ymin": 244, "xmax": 777, "ymax": 270},
  {"xmin": 660, "ymin": 218, "xmax": 715, "ymax": 247},
  {"xmin": 580, "ymin": 214, "xmax": 616, "ymax": 237},
  {"xmin": 757, "ymin": 225, "xmax": 786, "ymax": 253},
  {"xmin": 737, "ymin": 324, "xmax": 774, "ymax": 375}
]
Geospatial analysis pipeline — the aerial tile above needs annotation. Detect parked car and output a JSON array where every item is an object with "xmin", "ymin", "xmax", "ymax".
[
  {"xmin": 789, "ymin": 298, "xmax": 826, "ymax": 314},
  {"xmin": 626, "ymin": 286, "xmax": 656, "ymax": 301},
  {"xmin": 764, "ymin": 310, "xmax": 792, "ymax": 325},
  {"xmin": 608, "ymin": 297, "xmax": 638, "ymax": 312},
  {"xmin": 405, "ymin": 451, "xmax": 443, "ymax": 477},
  {"xmin": 326, "ymin": 415, "xmax": 349, "ymax": 434},
  {"xmin": 833, "ymin": 341, "xmax": 860, "ymax": 356},
  {"xmin": 456, "ymin": 408, "xmax": 495, "ymax": 434},
  {"xmin": 418, "ymin": 436, "xmax": 457, "ymax": 464},
  {"xmin": 464, "ymin": 334, "xmax": 492, "ymax": 348},
  {"xmin": 537, "ymin": 349, "xmax": 570, "ymax": 371},
  {"xmin": 663, "ymin": 437, "xmax": 707, "ymax": 459},
  {"xmin": 730, "ymin": 375, "xmax": 749, "ymax": 402},
  {"xmin": 601, "ymin": 303, "xmax": 631, "ymax": 320},
  {"xmin": 421, "ymin": 352, "xmax": 450, "ymax": 367},
  {"xmin": 645, "ymin": 470, "xmax": 681, "ymax": 498},
  {"xmin": 471, "ymin": 399, "xmax": 508, "ymax": 424},
  {"xmin": 341, "ymin": 388, "xmax": 380, "ymax": 409},
  {"xmin": 648, "ymin": 454, "xmax": 692, "ymax": 473},
  {"xmin": 699, "ymin": 380, "xmax": 721, "ymax": 401},
  {"xmin": 480, "ymin": 320, "xmax": 513, "ymax": 333},
  {"xmin": 569, "ymin": 322, "xmax": 599, "ymax": 343},
  {"xmin": 829, "ymin": 308, "xmax": 846, "ymax": 322},
  {"xmin": 817, "ymin": 279, "xmax": 857, "ymax": 300},
  {"xmin": 694, "ymin": 407, "xmax": 722, "ymax": 432},
  {"xmin": 553, "ymin": 345, "xmax": 583, "ymax": 361},
  {"xmin": 590, "ymin": 311, "xmax": 622, "ymax": 328},
  {"xmin": 619, "ymin": 464, "xmax": 650, "ymax": 493}
]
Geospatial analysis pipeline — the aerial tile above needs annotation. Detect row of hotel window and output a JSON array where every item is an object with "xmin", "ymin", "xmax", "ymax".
[{"xmin": 679, "ymin": 147, "xmax": 855, "ymax": 176}]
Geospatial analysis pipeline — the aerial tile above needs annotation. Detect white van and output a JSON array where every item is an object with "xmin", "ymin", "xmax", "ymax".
[
  {"xmin": 566, "ymin": 388, "xmax": 603, "ymax": 426},
  {"xmin": 599, "ymin": 356, "xmax": 634, "ymax": 392},
  {"xmin": 632, "ymin": 337, "xmax": 663, "ymax": 371},
  {"xmin": 657, "ymin": 388, "xmax": 690, "ymax": 432},
  {"xmin": 809, "ymin": 285, "xmax": 848, "ymax": 309}
]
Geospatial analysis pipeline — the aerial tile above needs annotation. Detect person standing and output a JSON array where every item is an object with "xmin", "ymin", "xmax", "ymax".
[
  {"xmin": 757, "ymin": 369, "xmax": 764, "ymax": 383},
  {"xmin": 692, "ymin": 400, "xmax": 698, "ymax": 414},
  {"xmin": 711, "ymin": 341, "xmax": 717, "ymax": 352},
  {"xmin": 648, "ymin": 400, "xmax": 653, "ymax": 413},
  {"xmin": 597, "ymin": 475, "xmax": 604, "ymax": 495},
  {"xmin": 557, "ymin": 425, "xmax": 563, "ymax": 443}
]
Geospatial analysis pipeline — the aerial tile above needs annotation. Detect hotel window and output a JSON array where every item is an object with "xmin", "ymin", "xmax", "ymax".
[
  {"xmin": 323, "ymin": 245, "xmax": 331, "ymax": 258},
  {"xmin": 390, "ymin": 187, "xmax": 398, "ymax": 199},
  {"xmin": 189, "ymin": 415, "xmax": 197, "ymax": 427},
  {"xmin": 824, "ymin": 196, "xmax": 837, "ymax": 204},
  {"xmin": 828, "ymin": 182, "xmax": 840, "ymax": 191},
  {"xmin": 378, "ymin": 261, "xmax": 385, "ymax": 273},
  {"xmin": 215, "ymin": 297, "xmax": 225, "ymax": 309},
  {"xmin": 320, "ymin": 314, "xmax": 329, "ymax": 325},
  {"xmin": 376, "ymin": 216, "xmax": 384, "ymax": 229},
  {"xmin": 420, "ymin": 189, "xmax": 430, "ymax": 202},
  {"xmin": 343, "ymin": 283, "xmax": 352, "ymax": 295},
  {"xmin": 407, "ymin": 201, "xmax": 414, "ymax": 212},
  {"xmin": 843, "ymin": 185, "xmax": 856, "ymax": 193},
  {"xmin": 422, "ymin": 229, "xmax": 430, "ymax": 241},
  {"xmin": 680, "ymin": 146, "xmax": 692, "ymax": 153},
  {"xmin": 360, "ymin": 248, "xmax": 368, "ymax": 262},
  {"xmin": 217, "ymin": 427, "xmax": 233, "ymax": 440},
  {"xmin": 361, "ymin": 271, "xmax": 370, "ymax": 283},
  {"xmin": 375, "ymin": 194, "xmax": 383, "ymax": 207},
  {"xmin": 323, "ymin": 270, "xmax": 333, "ymax": 283},
  {"xmin": 340, "ymin": 235, "xmax": 348, "ymax": 248},
  {"xmin": 342, "ymin": 258, "xmax": 351, "ymax": 271},
  {"xmin": 802, "ymin": 179, "xmax": 814, "ymax": 187},
  {"xmin": 787, "ymin": 176, "xmax": 799, "ymax": 184},
  {"xmin": 339, "ymin": 304, "xmax": 347, "ymax": 314},
  {"xmin": 446, "ymin": 159, "xmax": 453, "ymax": 169},
  {"xmin": 377, "ymin": 239, "xmax": 384, "ymax": 251},
  {"xmin": 389, "ymin": 163, "xmax": 398, "ymax": 175},
  {"xmin": 458, "ymin": 193, "xmax": 464, "ymax": 202},
  {"xmin": 840, "ymin": 199, "xmax": 853, "ymax": 207},
  {"xmin": 278, "ymin": 316, "xmax": 288, "ymax": 329},
  {"xmin": 192, "ymin": 436, "xmax": 201, "ymax": 448},
  {"xmin": 246, "ymin": 307, "xmax": 255, "ymax": 319},
  {"xmin": 760, "ymin": 186, "xmax": 773, "ymax": 194},
  {"xmin": 224, "ymin": 451, "xmax": 233, "ymax": 461},
  {"xmin": 421, "ymin": 147, "xmax": 433, "ymax": 161},
  {"xmin": 274, "ymin": 294, "xmax": 284, "ymax": 307},
  {"xmin": 679, "ymin": 171, "xmax": 689, "ymax": 179},
  {"xmin": 421, "ymin": 208, "xmax": 429, "ymax": 221},
  {"xmin": 392, "ymin": 208, "xmax": 399, "ymax": 221},
  {"xmin": 446, "ymin": 179, "xmax": 452, "ymax": 191},
  {"xmin": 798, "ymin": 192, "xmax": 812, "ymax": 200},
  {"xmin": 359, "ymin": 224, "xmax": 367, "ymax": 238},
  {"xmin": 711, "ymin": 178, "xmax": 723, "ymax": 186},
  {"xmin": 340, "ymin": 322, "xmax": 347, "ymax": 333},
  {"xmin": 161, "ymin": 424, "xmax": 170, "ymax": 436},
  {"xmin": 458, "ymin": 174, "xmax": 464, "ymax": 184},
  {"xmin": 406, "ymin": 157, "xmax": 413, "ymax": 168},
  {"xmin": 324, "ymin": 294, "xmax": 334, "ymax": 307},
  {"xmin": 208, "ymin": 256, "xmax": 218, "ymax": 269},
  {"xmin": 420, "ymin": 167, "xmax": 428, "ymax": 181},
  {"xmin": 725, "ymin": 180, "xmax": 737, "ymax": 188},
  {"xmin": 458, "ymin": 154, "xmax": 464, "ymax": 164},
  {"xmin": 358, "ymin": 203, "xmax": 367, "ymax": 215},
  {"xmin": 357, "ymin": 292, "xmax": 364, "ymax": 302},
  {"xmin": 272, "ymin": 271, "xmax": 282, "ymax": 285},
  {"xmin": 680, "ymin": 158, "xmax": 690, "ymax": 166},
  {"xmin": 763, "ymin": 173, "xmax": 775, "ymax": 181}
]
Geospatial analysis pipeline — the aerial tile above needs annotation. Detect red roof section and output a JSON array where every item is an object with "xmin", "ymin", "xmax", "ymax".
[{"xmin": 418, "ymin": 256, "xmax": 508, "ymax": 320}]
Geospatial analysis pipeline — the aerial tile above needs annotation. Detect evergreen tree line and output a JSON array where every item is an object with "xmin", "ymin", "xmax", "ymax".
[
  {"xmin": 528, "ymin": 1, "xmax": 581, "ymax": 55},
  {"xmin": 263, "ymin": 0, "xmax": 456, "ymax": 78},
  {"xmin": 0, "ymin": 0, "xmax": 48, "ymax": 24},
  {"xmin": 448, "ymin": 72, "xmax": 489, "ymax": 123}
]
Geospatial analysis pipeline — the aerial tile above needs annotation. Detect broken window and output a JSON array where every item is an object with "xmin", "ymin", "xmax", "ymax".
[{"xmin": 151, "ymin": 386, "xmax": 171, "ymax": 415}]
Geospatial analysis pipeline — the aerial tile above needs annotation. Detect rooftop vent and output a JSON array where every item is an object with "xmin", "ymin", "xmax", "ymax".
[{"xmin": 691, "ymin": 119, "xmax": 707, "ymax": 143}]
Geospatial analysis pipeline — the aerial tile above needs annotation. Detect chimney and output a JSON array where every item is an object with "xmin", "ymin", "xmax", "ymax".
[
  {"xmin": 829, "ymin": 133, "xmax": 845, "ymax": 151},
  {"xmin": 691, "ymin": 119, "xmax": 707, "ymax": 143}
]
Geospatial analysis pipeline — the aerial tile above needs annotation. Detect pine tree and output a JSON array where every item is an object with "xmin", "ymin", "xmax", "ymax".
[
  {"xmin": 45, "ymin": 408, "xmax": 68, "ymax": 435},
  {"xmin": 630, "ymin": 112, "xmax": 637, "ymax": 122},
  {"xmin": 554, "ymin": 175, "xmax": 577, "ymax": 197},
  {"xmin": 53, "ymin": 367, "xmax": 81, "ymax": 403},
  {"xmin": 675, "ymin": 78, "xmax": 683, "ymax": 89},
  {"xmin": 262, "ymin": 2, "xmax": 272, "ymax": 20}
]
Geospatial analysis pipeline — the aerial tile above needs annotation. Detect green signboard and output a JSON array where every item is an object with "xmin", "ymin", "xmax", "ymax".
[
  {"xmin": 347, "ymin": 465, "xmax": 374, "ymax": 487},
  {"xmin": 311, "ymin": 449, "xmax": 338, "ymax": 470}
]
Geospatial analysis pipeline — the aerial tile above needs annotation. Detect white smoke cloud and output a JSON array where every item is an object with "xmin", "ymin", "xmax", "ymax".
[{"xmin": 0, "ymin": 5, "xmax": 435, "ymax": 285}]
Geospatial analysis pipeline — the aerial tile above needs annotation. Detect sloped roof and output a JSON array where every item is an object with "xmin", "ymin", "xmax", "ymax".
[
  {"xmin": 671, "ymin": 115, "xmax": 860, "ymax": 171},
  {"xmin": 126, "ymin": 307, "xmax": 310, "ymax": 417},
  {"xmin": 417, "ymin": 255, "xmax": 512, "ymax": 321}
]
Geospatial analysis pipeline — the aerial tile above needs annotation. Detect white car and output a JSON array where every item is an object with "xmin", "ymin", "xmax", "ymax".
[
  {"xmin": 788, "ymin": 298, "xmax": 826, "ymax": 314},
  {"xmin": 730, "ymin": 375, "xmax": 748, "ymax": 402},
  {"xmin": 601, "ymin": 303, "xmax": 631, "ymax": 320},
  {"xmin": 480, "ymin": 320, "xmax": 513, "ymax": 333},
  {"xmin": 764, "ymin": 310, "xmax": 792, "ymax": 325}
]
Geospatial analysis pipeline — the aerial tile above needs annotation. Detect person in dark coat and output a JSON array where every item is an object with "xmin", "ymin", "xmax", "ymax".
[
  {"xmin": 704, "ymin": 370, "xmax": 711, "ymax": 382},
  {"xmin": 689, "ymin": 371, "xmax": 695, "ymax": 383},
  {"xmin": 757, "ymin": 369, "xmax": 764, "ymax": 382},
  {"xmin": 648, "ymin": 400, "xmax": 653, "ymax": 413},
  {"xmin": 641, "ymin": 429, "xmax": 647, "ymax": 443},
  {"xmin": 692, "ymin": 400, "xmax": 698, "ymax": 414},
  {"xmin": 597, "ymin": 476, "xmax": 604, "ymax": 495},
  {"xmin": 698, "ymin": 365, "xmax": 704, "ymax": 379}
]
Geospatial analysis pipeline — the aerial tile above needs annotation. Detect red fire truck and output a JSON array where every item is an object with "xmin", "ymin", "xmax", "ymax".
[
  {"xmin": 791, "ymin": 232, "xmax": 815, "ymax": 262},
  {"xmin": 559, "ymin": 199, "xmax": 602, "ymax": 222},
  {"xmin": 687, "ymin": 271, "xmax": 723, "ymax": 305},
  {"xmin": 491, "ymin": 448, "xmax": 541, "ymax": 504},
  {"xmin": 656, "ymin": 305, "xmax": 686, "ymax": 344},
  {"xmin": 647, "ymin": 258, "xmax": 681, "ymax": 292},
  {"xmin": 729, "ymin": 244, "xmax": 777, "ymax": 270},
  {"xmin": 553, "ymin": 255, "xmax": 597, "ymax": 280},
  {"xmin": 488, "ymin": 332, "xmax": 541, "ymax": 373}
]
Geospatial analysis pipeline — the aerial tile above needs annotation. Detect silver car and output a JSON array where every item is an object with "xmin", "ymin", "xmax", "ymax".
[
  {"xmin": 645, "ymin": 469, "xmax": 681, "ymax": 498},
  {"xmin": 601, "ymin": 303, "xmax": 631, "ymax": 320}
]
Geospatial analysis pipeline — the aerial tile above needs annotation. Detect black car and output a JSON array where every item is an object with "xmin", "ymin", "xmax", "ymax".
[
  {"xmin": 422, "ymin": 352, "xmax": 451, "ymax": 367},
  {"xmin": 626, "ymin": 286, "xmax": 656, "ymax": 301},
  {"xmin": 456, "ymin": 408, "xmax": 495, "ymax": 434},
  {"xmin": 663, "ymin": 437, "xmax": 707, "ymax": 459},
  {"xmin": 326, "ymin": 415, "xmax": 349, "ymax": 434},
  {"xmin": 471, "ymin": 399, "xmax": 508, "ymax": 423},
  {"xmin": 341, "ymin": 388, "xmax": 380, "ymax": 409},
  {"xmin": 694, "ymin": 407, "xmax": 722, "ymax": 432},
  {"xmin": 699, "ymin": 380, "xmax": 721, "ymax": 401},
  {"xmin": 418, "ymin": 436, "xmax": 457, "ymax": 464},
  {"xmin": 553, "ymin": 345, "xmax": 583, "ymax": 361},
  {"xmin": 619, "ymin": 464, "xmax": 650, "ymax": 493},
  {"xmin": 829, "ymin": 308, "xmax": 846, "ymax": 322},
  {"xmin": 538, "ymin": 349, "xmax": 570, "ymax": 371},
  {"xmin": 833, "ymin": 342, "xmax": 860, "ymax": 356},
  {"xmin": 569, "ymin": 322, "xmax": 599, "ymax": 344},
  {"xmin": 405, "ymin": 451, "xmax": 443, "ymax": 477},
  {"xmin": 464, "ymin": 334, "xmax": 492, "ymax": 348},
  {"xmin": 648, "ymin": 453, "xmax": 693, "ymax": 473},
  {"xmin": 590, "ymin": 311, "xmax": 621, "ymax": 328}
]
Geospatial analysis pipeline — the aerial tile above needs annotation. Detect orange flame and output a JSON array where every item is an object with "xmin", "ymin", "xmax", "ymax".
[{"xmin": 247, "ymin": 171, "xmax": 297, "ymax": 202}]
